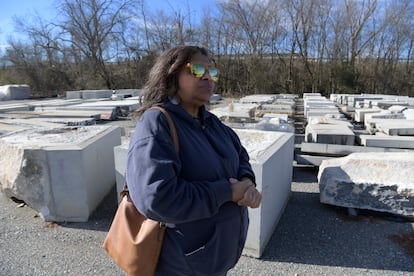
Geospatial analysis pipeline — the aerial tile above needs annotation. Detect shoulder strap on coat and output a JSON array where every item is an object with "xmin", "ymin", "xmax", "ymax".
[
  {"xmin": 122, "ymin": 106, "xmax": 179, "ymax": 195},
  {"xmin": 149, "ymin": 106, "xmax": 179, "ymax": 154}
]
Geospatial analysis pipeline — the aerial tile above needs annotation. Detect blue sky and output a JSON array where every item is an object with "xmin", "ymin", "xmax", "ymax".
[
  {"xmin": 0, "ymin": 0, "xmax": 217, "ymax": 49},
  {"xmin": 0, "ymin": 0, "xmax": 55, "ymax": 47}
]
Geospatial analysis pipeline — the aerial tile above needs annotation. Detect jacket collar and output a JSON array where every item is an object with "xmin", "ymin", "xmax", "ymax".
[{"xmin": 162, "ymin": 101, "xmax": 213, "ymax": 128}]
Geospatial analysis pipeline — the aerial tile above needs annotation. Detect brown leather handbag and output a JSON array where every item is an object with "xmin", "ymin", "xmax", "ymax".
[{"xmin": 103, "ymin": 106, "xmax": 179, "ymax": 276}]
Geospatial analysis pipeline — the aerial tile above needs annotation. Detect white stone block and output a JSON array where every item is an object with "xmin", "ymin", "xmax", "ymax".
[
  {"xmin": 403, "ymin": 108, "xmax": 414, "ymax": 120},
  {"xmin": 114, "ymin": 141, "xmax": 129, "ymax": 202},
  {"xmin": 0, "ymin": 84, "xmax": 31, "ymax": 100},
  {"xmin": 235, "ymin": 129, "xmax": 294, "ymax": 258},
  {"xmin": 305, "ymin": 123, "xmax": 355, "ymax": 145},
  {"xmin": 354, "ymin": 108, "xmax": 381, "ymax": 123},
  {"xmin": 0, "ymin": 125, "xmax": 121, "ymax": 222},
  {"xmin": 318, "ymin": 152, "xmax": 414, "ymax": 218},
  {"xmin": 358, "ymin": 134, "xmax": 414, "ymax": 149},
  {"xmin": 239, "ymin": 94, "xmax": 276, "ymax": 104},
  {"xmin": 376, "ymin": 120, "xmax": 414, "ymax": 136}
]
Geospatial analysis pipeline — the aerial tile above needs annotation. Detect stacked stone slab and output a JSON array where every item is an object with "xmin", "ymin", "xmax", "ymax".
[
  {"xmin": 303, "ymin": 94, "xmax": 354, "ymax": 145},
  {"xmin": 300, "ymin": 93, "xmax": 414, "ymax": 166}
]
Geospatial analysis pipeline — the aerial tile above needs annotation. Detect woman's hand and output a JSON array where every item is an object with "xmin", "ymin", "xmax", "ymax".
[{"xmin": 229, "ymin": 178, "xmax": 262, "ymax": 208}]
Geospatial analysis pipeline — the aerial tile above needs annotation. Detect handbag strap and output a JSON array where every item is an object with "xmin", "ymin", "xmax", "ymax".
[
  {"xmin": 122, "ymin": 106, "xmax": 179, "ymax": 195},
  {"xmin": 150, "ymin": 106, "xmax": 179, "ymax": 154}
]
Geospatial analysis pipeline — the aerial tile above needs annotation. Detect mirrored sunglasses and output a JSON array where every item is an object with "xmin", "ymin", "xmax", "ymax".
[{"xmin": 187, "ymin": 63, "xmax": 219, "ymax": 82}]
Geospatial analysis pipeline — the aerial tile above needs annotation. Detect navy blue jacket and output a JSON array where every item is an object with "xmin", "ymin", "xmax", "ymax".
[{"xmin": 126, "ymin": 101, "xmax": 255, "ymax": 275}]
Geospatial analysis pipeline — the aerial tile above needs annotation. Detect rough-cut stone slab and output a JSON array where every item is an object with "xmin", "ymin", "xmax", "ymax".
[
  {"xmin": 318, "ymin": 152, "xmax": 414, "ymax": 218},
  {"xmin": 65, "ymin": 89, "xmax": 113, "ymax": 99},
  {"xmin": 404, "ymin": 108, "xmax": 414, "ymax": 120},
  {"xmin": 305, "ymin": 108, "xmax": 341, "ymax": 118},
  {"xmin": 300, "ymin": 142, "xmax": 413, "ymax": 155},
  {"xmin": 0, "ymin": 125, "xmax": 121, "ymax": 222},
  {"xmin": 6, "ymin": 109, "xmax": 102, "ymax": 119},
  {"xmin": 375, "ymin": 120, "xmax": 414, "ymax": 136},
  {"xmin": 234, "ymin": 129, "xmax": 294, "ymax": 258},
  {"xmin": 364, "ymin": 112, "xmax": 405, "ymax": 128},
  {"xmin": 209, "ymin": 103, "xmax": 258, "ymax": 122},
  {"xmin": 0, "ymin": 85, "xmax": 31, "ymax": 100},
  {"xmin": 358, "ymin": 134, "xmax": 414, "ymax": 149},
  {"xmin": 295, "ymin": 154, "xmax": 334, "ymax": 166},
  {"xmin": 0, "ymin": 118, "xmax": 65, "ymax": 129},
  {"xmin": 0, "ymin": 102, "xmax": 32, "ymax": 113},
  {"xmin": 305, "ymin": 123, "xmax": 355, "ymax": 145},
  {"xmin": 239, "ymin": 94, "xmax": 276, "ymax": 104},
  {"xmin": 258, "ymin": 104, "xmax": 294, "ymax": 116},
  {"xmin": 63, "ymin": 98, "xmax": 139, "ymax": 112},
  {"xmin": 353, "ymin": 108, "xmax": 381, "ymax": 123}
]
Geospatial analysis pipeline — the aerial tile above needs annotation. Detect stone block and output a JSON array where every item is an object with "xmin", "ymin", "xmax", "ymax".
[
  {"xmin": 65, "ymin": 90, "xmax": 82, "ymax": 99},
  {"xmin": 358, "ymin": 134, "xmax": 414, "ymax": 149},
  {"xmin": 239, "ymin": 94, "xmax": 276, "ymax": 104},
  {"xmin": 114, "ymin": 141, "xmax": 129, "ymax": 202},
  {"xmin": 305, "ymin": 108, "xmax": 341, "ymax": 118},
  {"xmin": 65, "ymin": 90, "xmax": 113, "ymax": 99},
  {"xmin": 235, "ymin": 129, "xmax": 294, "ymax": 258},
  {"xmin": 376, "ymin": 120, "xmax": 414, "ymax": 136},
  {"xmin": 365, "ymin": 118, "xmax": 405, "ymax": 134},
  {"xmin": 0, "ymin": 125, "xmax": 121, "ymax": 222},
  {"xmin": 353, "ymin": 108, "xmax": 381, "ymax": 123},
  {"xmin": 0, "ymin": 85, "xmax": 31, "ymax": 100},
  {"xmin": 305, "ymin": 123, "xmax": 355, "ymax": 145},
  {"xmin": 403, "ymin": 108, "xmax": 414, "ymax": 120},
  {"xmin": 209, "ymin": 103, "xmax": 258, "ymax": 122},
  {"xmin": 318, "ymin": 152, "xmax": 414, "ymax": 218}
]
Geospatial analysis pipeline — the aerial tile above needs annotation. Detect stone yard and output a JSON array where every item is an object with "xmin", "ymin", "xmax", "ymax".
[
  {"xmin": 0, "ymin": 88, "xmax": 414, "ymax": 274},
  {"xmin": 1, "ymin": 164, "xmax": 413, "ymax": 275}
]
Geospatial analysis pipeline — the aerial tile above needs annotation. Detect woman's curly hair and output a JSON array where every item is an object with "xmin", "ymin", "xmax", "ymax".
[{"xmin": 135, "ymin": 45, "xmax": 213, "ymax": 118}]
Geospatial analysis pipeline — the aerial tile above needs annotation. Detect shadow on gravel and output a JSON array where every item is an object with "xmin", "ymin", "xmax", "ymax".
[
  {"xmin": 60, "ymin": 185, "xmax": 119, "ymax": 232},
  {"xmin": 291, "ymin": 165, "xmax": 319, "ymax": 183},
  {"xmin": 261, "ymin": 167, "xmax": 414, "ymax": 272}
]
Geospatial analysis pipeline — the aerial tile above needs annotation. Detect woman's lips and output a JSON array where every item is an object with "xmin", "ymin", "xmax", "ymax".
[{"xmin": 201, "ymin": 82, "xmax": 214, "ymax": 91}]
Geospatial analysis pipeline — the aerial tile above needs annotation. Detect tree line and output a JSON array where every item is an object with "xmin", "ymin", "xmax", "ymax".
[{"xmin": 0, "ymin": 0, "xmax": 413, "ymax": 98}]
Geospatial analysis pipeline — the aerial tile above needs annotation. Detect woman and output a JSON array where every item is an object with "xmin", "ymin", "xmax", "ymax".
[{"xmin": 126, "ymin": 45, "xmax": 262, "ymax": 275}]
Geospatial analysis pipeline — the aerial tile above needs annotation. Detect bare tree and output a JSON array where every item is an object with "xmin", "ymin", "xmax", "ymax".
[
  {"xmin": 2, "ymin": 0, "xmax": 414, "ymax": 97},
  {"xmin": 57, "ymin": 0, "xmax": 132, "ymax": 89},
  {"xmin": 344, "ymin": 0, "xmax": 378, "ymax": 66},
  {"xmin": 217, "ymin": 0, "xmax": 279, "ymax": 94},
  {"xmin": 286, "ymin": 0, "xmax": 319, "ymax": 92},
  {"xmin": 5, "ymin": 13, "xmax": 71, "ymax": 96}
]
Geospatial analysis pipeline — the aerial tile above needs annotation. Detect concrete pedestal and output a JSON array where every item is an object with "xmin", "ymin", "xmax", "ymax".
[{"xmin": 234, "ymin": 129, "xmax": 294, "ymax": 258}]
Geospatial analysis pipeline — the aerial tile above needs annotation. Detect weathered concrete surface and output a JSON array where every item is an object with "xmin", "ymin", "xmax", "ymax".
[
  {"xmin": 0, "ymin": 125, "xmax": 121, "ymax": 222},
  {"xmin": 318, "ymin": 152, "xmax": 414, "ymax": 218}
]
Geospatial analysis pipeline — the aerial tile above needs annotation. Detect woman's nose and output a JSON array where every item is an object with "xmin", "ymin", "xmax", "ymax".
[{"xmin": 202, "ymin": 71, "xmax": 213, "ymax": 81}]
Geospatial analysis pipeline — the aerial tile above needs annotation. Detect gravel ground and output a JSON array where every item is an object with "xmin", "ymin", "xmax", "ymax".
[{"xmin": 1, "ymin": 164, "xmax": 413, "ymax": 276}]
